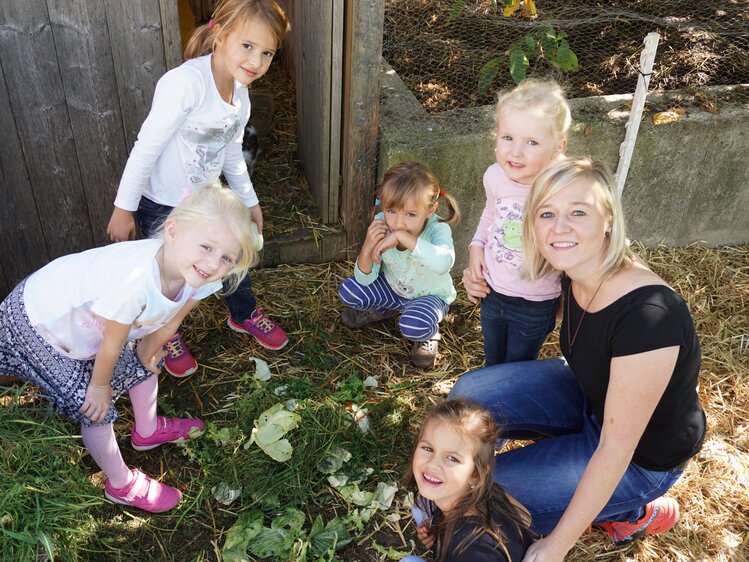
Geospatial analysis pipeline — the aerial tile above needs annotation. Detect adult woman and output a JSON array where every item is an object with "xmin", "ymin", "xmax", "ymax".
[{"xmin": 451, "ymin": 158, "xmax": 705, "ymax": 561}]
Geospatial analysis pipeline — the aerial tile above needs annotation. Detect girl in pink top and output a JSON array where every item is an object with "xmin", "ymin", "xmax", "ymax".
[{"xmin": 464, "ymin": 79, "xmax": 571, "ymax": 365}]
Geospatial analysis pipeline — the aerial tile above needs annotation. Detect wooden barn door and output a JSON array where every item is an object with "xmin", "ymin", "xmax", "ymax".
[
  {"xmin": 285, "ymin": 0, "xmax": 344, "ymax": 224},
  {"xmin": 0, "ymin": 0, "xmax": 180, "ymax": 298}
]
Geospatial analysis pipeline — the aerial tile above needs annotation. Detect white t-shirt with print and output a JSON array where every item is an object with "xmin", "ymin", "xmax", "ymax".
[
  {"xmin": 114, "ymin": 54, "xmax": 257, "ymax": 211},
  {"xmin": 23, "ymin": 239, "xmax": 221, "ymax": 360}
]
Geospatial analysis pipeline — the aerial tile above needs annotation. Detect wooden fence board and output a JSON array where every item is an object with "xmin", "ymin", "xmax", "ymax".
[
  {"xmin": 0, "ymin": 59, "xmax": 49, "ymax": 290},
  {"xmin": 159, "ymin": 0, "xmax": 183, "ymax": 70},
  {"xmin": 0, "ymin": 0, "xmax": 94, "ymax": 258},
  {"xmin": 47, "ymin": 0, "xmax": 130, "ymax": 246},
  {"xmin": 293, "ymin": 0, "xmax": 342, "ymax": 224},
  {"xmin": 341, "ymin": 0, "xmax": 385, "ymax": 248},
  {"xmin": 104, "ymin": 0, "xmax": 168, "ymax": 149}
]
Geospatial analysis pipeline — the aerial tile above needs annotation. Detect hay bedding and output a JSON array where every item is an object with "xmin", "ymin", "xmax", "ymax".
[
  {"xmin": 174, "ymin": 243, "xmax": 748, "ymax": 561},
  {"xmin": 3, "ymin": 243, "xmax": 747, "ymax": 561}
]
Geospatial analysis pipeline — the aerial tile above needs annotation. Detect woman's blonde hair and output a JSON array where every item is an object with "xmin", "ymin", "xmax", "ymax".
[
  {"xmin": 183, "ymin": 0, "xmax": 290, "ymax": 60},
  {"xmin": 402, "ymin": 400, "xmax": 533, "ymax": 562},
  {"xmin": 495, "ymin": 77, "xmax": 571, "ymax": 142},
  {"xmin": 523, "ymin": 157, "xmax": 634, "ymax": 281},
  {"xmin": 160, "ymin": 182, "xmax": 259, "ymax": 293},
  {"xmin": 376, "ymin": 161, "xmax": 461, "ymax": 227}
]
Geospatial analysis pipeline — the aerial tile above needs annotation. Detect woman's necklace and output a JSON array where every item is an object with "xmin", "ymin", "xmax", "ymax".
[{"xmin": 567, "ymin": 278, "xmax": 604, "ymax": 356}]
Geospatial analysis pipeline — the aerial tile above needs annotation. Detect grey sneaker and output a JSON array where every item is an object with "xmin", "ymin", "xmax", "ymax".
[
  {"xmin": 341, "ymin": 308, "xmax": 398, "ymax": 329},
  {"xmin": 411, "ymin": 333, "xmax": 441, "ymax": 368}
]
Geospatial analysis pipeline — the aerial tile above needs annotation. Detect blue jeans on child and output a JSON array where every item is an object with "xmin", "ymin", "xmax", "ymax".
[
  {"xmin": 136, "ymin": 197, "xmax": 256, "ymax": 320},
  {"xmin": 338, "ymin": 274, "xmax": 449, "ymax": 341},
  {"xmin": 480, "ymin": 289, "xmax": 558, "ymax": 366},
  {"xmin": 448, "ymin": 358, "xmax": 683, "ymax": 535}
]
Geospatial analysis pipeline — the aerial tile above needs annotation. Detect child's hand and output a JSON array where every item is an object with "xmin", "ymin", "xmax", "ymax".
[
  {"xmin": 416, "ymin": 520, "xmax": 434, "ymax": 550},
  {"xmin": 468, "ymin": 245, "xmax": 488, "ymax": 282},
  {"xmin": 363, "ymin": 219, "xmax": 389, "ymax": 252},
  {"xmin": 107, "ymin": 207, "xmax": 137, "ymax": 242},
  {"xmin": 80, "ymin": 383, "xmax": 112, "ymax": 424},
  {"xmin": 137, "ymin": 343, "xmax": 168, "ymax": 375},
  {"xmin": 372, "ymin": 231, "xmax": 399, "ymax": 264},
  {"xmin": 249, "ymin": 204, "xmax": 264, "ymax": 234},
  {"xmin": 462, "ymin": 267, "xmax": 491, "ymax": 304}
]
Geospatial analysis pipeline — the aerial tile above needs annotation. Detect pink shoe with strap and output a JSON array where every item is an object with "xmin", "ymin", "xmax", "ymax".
[
  {"xmin": 227, "ymin": 307, "xmax": 289, "ymax": 350},
  {"xmin": 131, "ymin": 416, "xmax": 205, "ymax": 451},
  {"xmin": 163, "ymin": 332, "xmax": 198, "ymax": 378},
  {"xmin": 104, "ymin": 469, "xmax": 181, "ymax": 513}
]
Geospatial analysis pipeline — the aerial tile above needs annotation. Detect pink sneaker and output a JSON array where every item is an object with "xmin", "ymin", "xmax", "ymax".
[
  {"xmin": 227, "ymin": 308, "xmax": 289, "ymax": 350},
  {"xmin": 131, "ymin": 416, "xmax": 205, "ymax": 451},
  {"xmin": 163, "ymin": 332, "xmax": 198, "ymax": 378},
  {"xmin": 104, "ymin": 469, "xmax": 181, "ymax": 513}
]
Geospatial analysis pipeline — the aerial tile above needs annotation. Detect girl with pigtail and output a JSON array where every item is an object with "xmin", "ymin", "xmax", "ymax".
[{"xmin": 338, "ymin": 161, "xmax": 460, "ymax": 368}]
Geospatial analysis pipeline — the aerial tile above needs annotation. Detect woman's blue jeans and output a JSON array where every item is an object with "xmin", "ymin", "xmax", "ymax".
[
  {"xmin": 480, "ymin": 289, "xmax": 557, "ymax": 366},
  {"xmin": 448, "ymin": 358, "xmax": 683, "ymax": 535},
  {"xmin": 135, "ymin": 197, "xmax": 257, "ymax": 320}
]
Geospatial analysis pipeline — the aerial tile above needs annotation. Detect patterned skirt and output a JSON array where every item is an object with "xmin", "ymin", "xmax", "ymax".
[{"xmin": 0, "ymin": 281, "xmax": 153, "ymax": 426}]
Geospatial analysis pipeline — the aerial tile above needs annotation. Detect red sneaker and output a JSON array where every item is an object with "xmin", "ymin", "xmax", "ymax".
[
  {"xmin": 163, "ymin": 332, "xmax": 198, "ymax": 378},
  {"xmin": 598, "ymin": 497, "xmax": 680, "ymax": 544},
  {"xmin": 227, "ymin": 308, "xmax": 289, "ymax": 350},
  {"xmin": 131, "ymin": 416, "xmax": 205, "ymax": 451},
  {"xmin": 104, "ymin": 469, "xmax": 181, "ymax": 513}
]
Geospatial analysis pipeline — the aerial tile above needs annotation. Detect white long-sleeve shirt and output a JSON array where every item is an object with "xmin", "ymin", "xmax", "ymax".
[{"xmin": 114, "ymin": 54, "xmax": 257, "ymax": 211}]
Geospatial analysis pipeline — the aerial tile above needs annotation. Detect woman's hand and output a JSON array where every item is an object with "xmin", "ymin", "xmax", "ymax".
[
  {"xmin": 249, "ymin": 204, "xmax": 264, "ymax": 234},
  {"xmin": 462, "ymin": 267, "xmax": 491, "ymax": 304},
  {"xmin": 416, "ymin": 520, "xmax": 434, "ymax": 550},
  {"xmin": 107, "ymin": 207, "xmax": 136, "ymax": 242},
  {"xmin": 80, "ymin": 382, "xmax": 113, "ymax": 424},
  {"xmin": 521, "ymin": 535, "xmax": 569, "ymax": 562}
]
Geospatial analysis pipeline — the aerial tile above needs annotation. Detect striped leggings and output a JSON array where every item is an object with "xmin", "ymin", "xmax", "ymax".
[{"xmin": 338, "ymin": 275, "xmax": 449, "ymax": 341}]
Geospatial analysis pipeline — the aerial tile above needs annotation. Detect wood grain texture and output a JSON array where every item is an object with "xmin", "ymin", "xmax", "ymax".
[
  {"xmin": 291, "ymin": 0, "xmax": 343, "ymax": 224},
  {"xmin": 104, "ymin": 0, "xmax": 168, "ymax": 149},
  {"xmin": 47, "ymin": 0, "xmax": 130, "ymax": 246},
  {"xmin": 341, "ymin": 0, "xmax": 384, "ymax": 249},
  {"xmin": 0, "ymin": 0, "xmax": 94, "ymax": 260},
  {"xmin": 159, "ymin": 0, "xmax": 183, "ymax": 70}
]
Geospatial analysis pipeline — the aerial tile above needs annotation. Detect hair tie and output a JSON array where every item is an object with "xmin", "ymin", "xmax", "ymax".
[
  {"xmin": 438, "ymin": 189, "xmax": 446, "ymax": 198},
  {"xmin": 207, "ymin": 19, "xmax": 215, "ymax": 29},
  {"xmin": 374, "ymin": 197, "xmax": 381, "ymax": 206}
]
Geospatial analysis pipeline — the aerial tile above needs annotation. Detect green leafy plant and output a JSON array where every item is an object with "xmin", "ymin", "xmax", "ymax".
[
  {"xmin": 222, "ymin": 508, "xmax": 351, "ymax": 562},
  {"xmin": 451, "ymin": 1, "xmax": 579, "ymax": 93},
  {"xmin": 479, "ymin": 23, "xmax": 579, "ymax": 92}
]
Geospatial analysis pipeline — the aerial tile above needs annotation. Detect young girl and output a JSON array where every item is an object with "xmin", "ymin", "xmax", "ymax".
[
  {"xmin": 402, "ymin": 400, "xmax": 535, "ymax": 562},
  {"xmin": 0, "ymin": 185, "xmax": 259, "ymax": 513},
  {"xmin": 106, "ymin": 0, "xmax": 290, "ymax": 378},
  {"xmin": 338, "ymin": 162, "xmax": 460, "ymax": 369},
  {"xmin": 464, "ymin": 78, "xmax": 570, "ymax": 366}
]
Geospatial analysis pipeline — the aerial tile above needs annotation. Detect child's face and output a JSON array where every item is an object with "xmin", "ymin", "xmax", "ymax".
[
  {"xmin": 383, "ymin": 194, "xmax": 436, "ymax": 238},
  {"xmin": 495, "ymin": 107, "xmax": 566, "ymax": 185},
  {"xmin": 164, "ymin": 219, "xmax": 241, "ymax": 288},
  {"xmin": 412, "ymin": 421, "xmax": 478, "ymax": 513},
  {"xmin": 214, "ymin": 18, "xmax": 277, "ymax": 87}
]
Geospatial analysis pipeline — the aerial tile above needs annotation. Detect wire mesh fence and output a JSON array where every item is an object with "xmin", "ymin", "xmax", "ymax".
[{"xmin": 383, "ymin": 0, "xmax": 749, "ymax": 114}]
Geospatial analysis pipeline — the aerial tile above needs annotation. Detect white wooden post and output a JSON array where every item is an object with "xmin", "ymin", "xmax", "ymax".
[{"xmin": 615, "ymin": 32, "xmax": 660, "ymax": 197}]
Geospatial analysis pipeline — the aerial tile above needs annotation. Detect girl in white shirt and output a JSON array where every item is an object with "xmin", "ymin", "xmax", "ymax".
[
  {"xmin": 0, "ymin": 185, "xmax": 259, "ymax": 513},
  {"xmin": 107, "ymin": 0, "xmax": 290, "ymax": 377}
]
